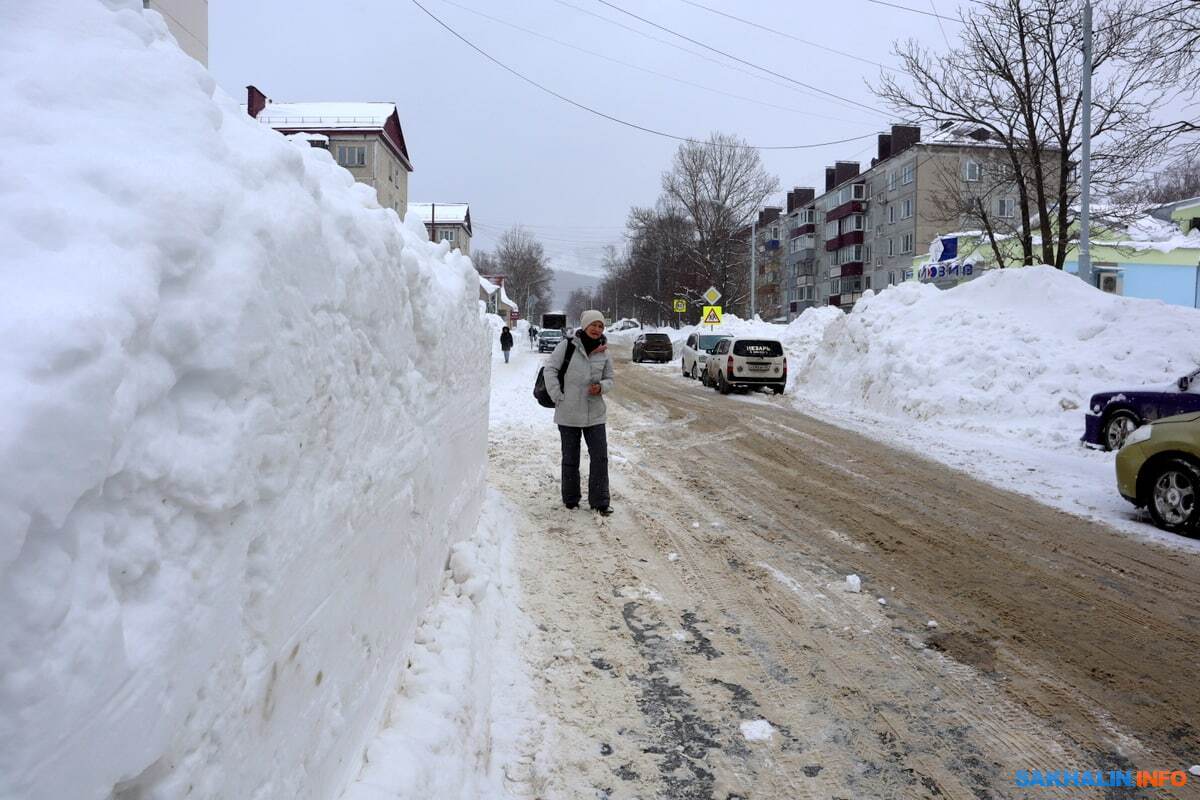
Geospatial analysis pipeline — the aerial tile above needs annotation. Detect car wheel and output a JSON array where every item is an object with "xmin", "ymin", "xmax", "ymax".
[
  {"xmin": 682, "ymin": 359, "xmax": 689, "ymax": 378},
  {"xmin": 1103, "ymin": 410, "xmax": 1140, "ymax": 451},
  {"xmin": 718, "ymin": 373, "xmax": 731, "ymax": 395},
  {"xmin": 691, "ymin": 364, "xmax": 700, "ymax": 381},
  {"xmin": 1144, "ymin": 457, "xmax": 1200, "ymax": 535}
]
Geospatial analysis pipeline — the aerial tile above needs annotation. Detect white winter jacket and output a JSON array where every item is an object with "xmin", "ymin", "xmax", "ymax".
[{"xmin": 544, "ymin": 333, "xmax": 615, "ymax": 427}]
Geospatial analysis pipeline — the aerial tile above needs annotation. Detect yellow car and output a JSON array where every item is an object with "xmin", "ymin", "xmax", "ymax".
[{"xmin": 1115, "ymin": 412, "xmax": 1200, "ymax": 535}]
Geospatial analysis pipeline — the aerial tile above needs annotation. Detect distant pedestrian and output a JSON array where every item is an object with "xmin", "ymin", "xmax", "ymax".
[
  {"xmin": 500, "ymin": 326, "xmax": 514, "ymax": 363},
  {"xmin": 543, "ymin": 310, "xmax": 615, "ymax": 515},
  {"xmin": 529, "ymin": 326, "xmax": 538, "ymax": 350}
]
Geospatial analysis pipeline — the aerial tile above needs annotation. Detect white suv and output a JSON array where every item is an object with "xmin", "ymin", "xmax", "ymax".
[
  {"xmin": 703, "ymin": 337, "xmax": 787, "ymax": 395},
  {"xmin": 681, "ymin": 332, "xmax": 732, "ymax": 380}
]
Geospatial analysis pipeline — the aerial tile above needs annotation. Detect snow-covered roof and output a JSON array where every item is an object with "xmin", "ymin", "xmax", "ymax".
[
  {"xmin": 255, "ymin": 102, "xmax": 396, "ymax": 129},
  {"xmin": 478, "ymin": 275, "xmax": 499, "ymax": 295},
  {"xmin": 285, "ymin": 132, "xmax": 329, "ymax": 144},
  {"xmin": 498, "ymin": 285, "xmax": 517, "ymax": 311},
  {"xmin": 408, "ymin": 203, "xmax": 470, "ymax": 226}
]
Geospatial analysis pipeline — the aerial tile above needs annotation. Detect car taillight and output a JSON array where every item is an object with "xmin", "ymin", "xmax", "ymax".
[
  {"xmin": 782, "ymin": 358, "xmax": 787, "ymax": 377},
  {"xmin": 727, "ymin": 355, "xmax": 735, "ymax": 376}
]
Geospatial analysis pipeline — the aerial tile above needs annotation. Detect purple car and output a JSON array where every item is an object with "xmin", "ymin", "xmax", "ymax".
[{"xmin": 1082, "ymin": 366, "xmax": 1200, "ymax": 451}]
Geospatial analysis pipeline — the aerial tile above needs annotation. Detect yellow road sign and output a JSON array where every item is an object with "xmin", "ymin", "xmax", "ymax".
[
  {"xmin": 673, "ymin": 298, "xmax": 687, "ymax": 313},
  {"xmin": 703, "ymin": 286, "xmax": 722, "ymax": 305},
  {"xmin": 702, "ymin": 305, "xmax": 723, "ymax": 325}
]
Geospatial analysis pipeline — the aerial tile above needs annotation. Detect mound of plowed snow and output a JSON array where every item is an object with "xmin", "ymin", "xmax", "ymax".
[
  {"xmin": 794, "ymin": 266, "xmax": 1200, "ymax": 446},
  {"xmin": 0, "ymin": 3, "xmax": 488, "ymax": 799}
]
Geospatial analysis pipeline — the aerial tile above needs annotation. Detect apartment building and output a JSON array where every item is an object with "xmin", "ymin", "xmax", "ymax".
[
  {"xmin": 752, "ymin": 207, "xmax": 785, "ymax": 321},
  {"xmin": 781, "ymin": 187, "xmax": 817, "ymax": 320},
  {"xmin": 246, "ymin": 86, "xmax": 414, "ymax": 216},
  {"xmin": 145, "ymin": 0, "xmax": 208, "ymax": 65},
  {"xmin": 408, "ymin": 203, "xmax": 473, "ymax": 255},
  {"xmin": 808, "ymin": 123, "xmax": 1031, "ymax": 310}
]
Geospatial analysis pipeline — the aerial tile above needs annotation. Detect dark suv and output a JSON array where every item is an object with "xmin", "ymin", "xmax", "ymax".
[{"xmin": 632, "ymin": 333, "xmax": 674, "ymax": 363}]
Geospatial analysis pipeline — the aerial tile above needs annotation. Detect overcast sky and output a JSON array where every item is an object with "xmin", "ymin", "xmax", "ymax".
[{"xmin": 211, "ymin": 0, "xmax": 971, "ymax": 276}]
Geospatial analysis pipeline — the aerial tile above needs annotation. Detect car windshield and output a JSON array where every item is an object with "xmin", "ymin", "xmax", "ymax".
[
  {"xmin": 733, "ymin": 340, "xmax": 784, "ymax": 358},
  {"xmin": 698, "ymin": 335, "xmax": 729, "ymax": 350}
]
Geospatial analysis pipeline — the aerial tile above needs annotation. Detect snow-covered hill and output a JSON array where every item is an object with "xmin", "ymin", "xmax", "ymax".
[{"xmin": 0, "ymin": 3, "xmax": 489, "ymax": 799}]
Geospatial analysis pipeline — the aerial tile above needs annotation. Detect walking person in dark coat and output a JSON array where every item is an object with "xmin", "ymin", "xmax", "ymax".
[
  {"xmin": 542, "ymin": 310, "xmax": 615, "ymax": 515},
  {"xmin": 500, "ymin": 326, "xmax": 514, "ymax": 363}
]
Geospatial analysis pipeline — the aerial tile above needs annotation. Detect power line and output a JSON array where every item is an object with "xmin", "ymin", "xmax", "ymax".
[
  {"xmin": 593, "ymin": 0, "xmax": 890, "ymax": 116},
  {"xmin": 551, "ymin": 0, "xmax": 877, "ymax": 115},
  {"xmin": 865, "ymin": 0, "xmax": 961, "ymax": 23},
  {"xmin": 409, "ymin": 0, "xmax": 881, "ymax": 150},
  {"xmin": 676, "ymin": 0, "xmax": 896, "ymax": 71},
  {"xmin": 436, "ymin": 0, "xmax": 866, "ymax": 124}
]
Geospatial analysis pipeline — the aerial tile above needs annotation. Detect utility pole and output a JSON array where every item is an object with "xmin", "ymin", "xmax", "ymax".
[
  {"xmin": 1078, "ymin": 0, "xmax": 1094, "ymax": 287},
  {"xmin": 750, "ymin": 217, "xmax": 758, "ymax": 319}
]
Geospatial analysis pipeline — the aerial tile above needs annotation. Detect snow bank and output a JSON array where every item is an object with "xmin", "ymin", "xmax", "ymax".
[
  {"xmin": 794, "ymin": 267, "xmax": 1200, "ymax": 447},
  {"xmin": 0, "ymin": 4, "xmax": 489, "ymax": 800},
  {"xmin": 343, "ymin": 490, "xmax": 542, "ymax": 800}
]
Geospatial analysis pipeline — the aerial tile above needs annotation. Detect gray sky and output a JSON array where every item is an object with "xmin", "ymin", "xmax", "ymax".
[{"xmin": 211, "ymin": 0, "xmax": 971, "ymax": 276}]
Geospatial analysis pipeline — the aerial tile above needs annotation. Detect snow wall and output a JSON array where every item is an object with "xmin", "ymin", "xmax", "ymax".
[{"xmin": 0, "ymin": 4, "xmax": 490, "ymax": 800}]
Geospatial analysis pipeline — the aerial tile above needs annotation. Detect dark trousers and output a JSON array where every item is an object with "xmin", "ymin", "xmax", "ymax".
[{"xmin": 559, "ymin": 424, "xmax": 609, "ymax": 508}]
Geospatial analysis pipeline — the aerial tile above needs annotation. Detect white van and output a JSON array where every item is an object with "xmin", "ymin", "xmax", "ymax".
[
  {"xmin": 703, "ymin": 337, "xmax": 787, "ymax": 395},
  {"xmin": 681, "ymin": 332, "xmax": 732, "ymax": 380}
]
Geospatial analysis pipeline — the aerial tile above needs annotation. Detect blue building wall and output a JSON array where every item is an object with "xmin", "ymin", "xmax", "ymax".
[{"xmin": 1065, "ymin": 260, "xmax": 1200, "ymax": 309}]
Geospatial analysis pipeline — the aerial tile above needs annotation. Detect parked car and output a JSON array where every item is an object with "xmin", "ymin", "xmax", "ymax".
[
  {"xmin": 681, "ymin": 332, "xmax": 732, "ymax": 380},
  {"xmin": 537, "ymin": 329, "xmax": 564, "ymax": 353},
  {"xmin": 632, "ymin": 333, "xmax": 674, "ymax": 363},
  {"xmin": 703, "ymin": 337, "xmax": 787, "ymax": 395},
  {"xmin": 1115, "ymin": 412, "xmax": 1200, "ymax": 535},
  {"xmin": 1082, "ymin": 366, "xmax": 1200, "ymax": 450}
]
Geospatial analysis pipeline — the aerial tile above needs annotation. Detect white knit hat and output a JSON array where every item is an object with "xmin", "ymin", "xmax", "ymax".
[{"xmin": 579, "ymin": 310, "xmax": 605, "ymax": 329}]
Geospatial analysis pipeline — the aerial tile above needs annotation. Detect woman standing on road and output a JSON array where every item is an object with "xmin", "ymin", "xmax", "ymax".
[
  {"xmin": 500, "ymin": 326, "xmax": 514, "ymax": 363},
  {"xmin": 543, "ymin": 310, "xmax": 615, "ymax": 515}
]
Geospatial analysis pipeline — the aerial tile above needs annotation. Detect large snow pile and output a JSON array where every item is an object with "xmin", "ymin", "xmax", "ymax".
[
  {"xmin": 794, "ymin": 266, "xmax": 1200, "ymax": 446},
  {"xmin": 0, "ymin": 4, "xmax": 489, "ymax": 800}
]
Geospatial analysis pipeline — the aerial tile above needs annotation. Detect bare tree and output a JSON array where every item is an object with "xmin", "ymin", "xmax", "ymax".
[
  {"xmin": 1140, "ymin": 0, "xmax": 1200, "ymax": 137},
  {"xmin": 876, "ymin": 0, "xmax": 1175, "ymax": 268},
  {"xmin": 661, "ymin": 132, "xmax": 779, "ymax": 312},
  {"xmin": 1118, "ymin": 151, "xmax": 1200, "ymax": 205},
  {"xmin": 495, "ymin": 226, "xmax": 554, "ymax": 321},
  {"xmin": 470, "ymin": 249, "xmax": 498, "ymax": 275},
  {"xmin": 564, "ymin": 288, "xmax": 594, "ymax": 324}
]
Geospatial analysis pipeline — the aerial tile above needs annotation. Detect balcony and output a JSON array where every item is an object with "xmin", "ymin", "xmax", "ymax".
[
  {"xmin": 824, "ymin": 230, "xmax": 864, "ymax": 251},
  {"xmin": 828, "ymin": 262, "xmax": 863, "ymax": 279},
  {"xmin": 793, "ymin": 223, "xmax": 815, "ymax": 236},
  {"xmin": 829, "ymin": 292, "xmax": 863, "ymax": 308},
  {"xmin": 825, "ymin": 200, "xmax": 867, "ymax": 222}
]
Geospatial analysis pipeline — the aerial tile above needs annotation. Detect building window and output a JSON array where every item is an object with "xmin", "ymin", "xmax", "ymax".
[
  {"xmin": 888, "ymin": 204, "xmax": 897, "ymax": 224},
  {"xmin": 901, "ymin": 233, "xmax": 914, "ymax": 253},
  {"xmin": 997, "ymin": 197, "xmax": 1015, "ymax": 218},
  {"xmin": 887, "ymin": 171, "xmax": 897, "ymax": 190},
  {"xmin": 439, "ymin": 229, "xmax": 457, "ymax": 242},
  {"xmin": 901, "ymin": 198, "xmax": 913, "ymax": 219},
  {"xmin": 865, "ymin": 276, "xmax": 872, "ymax": 289},
  {"xmin": 901, "ymin": 163, "xmax": 914, "ymax": 184},
  {"xmin": 825, "ymin": 221, "xmax": 839, "ymax": 239},
  {"xmin": 965, "ymin": 160, "xmax": 982, "ymax": 182},
  {"xmin": 888, "ymin": 238, "xmax": 895, "ymax": 256},
  {"xmin": 852, "ymin": 183, "xmax": 866, "ymax": 200},
  {"xmin": 336, "ymin": 145, "xmax": 366, "ymax": 167}
]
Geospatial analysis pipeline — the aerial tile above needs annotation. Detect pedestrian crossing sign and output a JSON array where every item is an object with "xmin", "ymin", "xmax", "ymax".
[{"xmin": 702, "ymin": 305, "xmax": 722, "ymax": 326}]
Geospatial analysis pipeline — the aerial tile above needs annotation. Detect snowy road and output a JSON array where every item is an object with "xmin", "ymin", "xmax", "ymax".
[{"xmin": 489, "ymin": 342, "xmax": 1200, "ymax": 799}]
